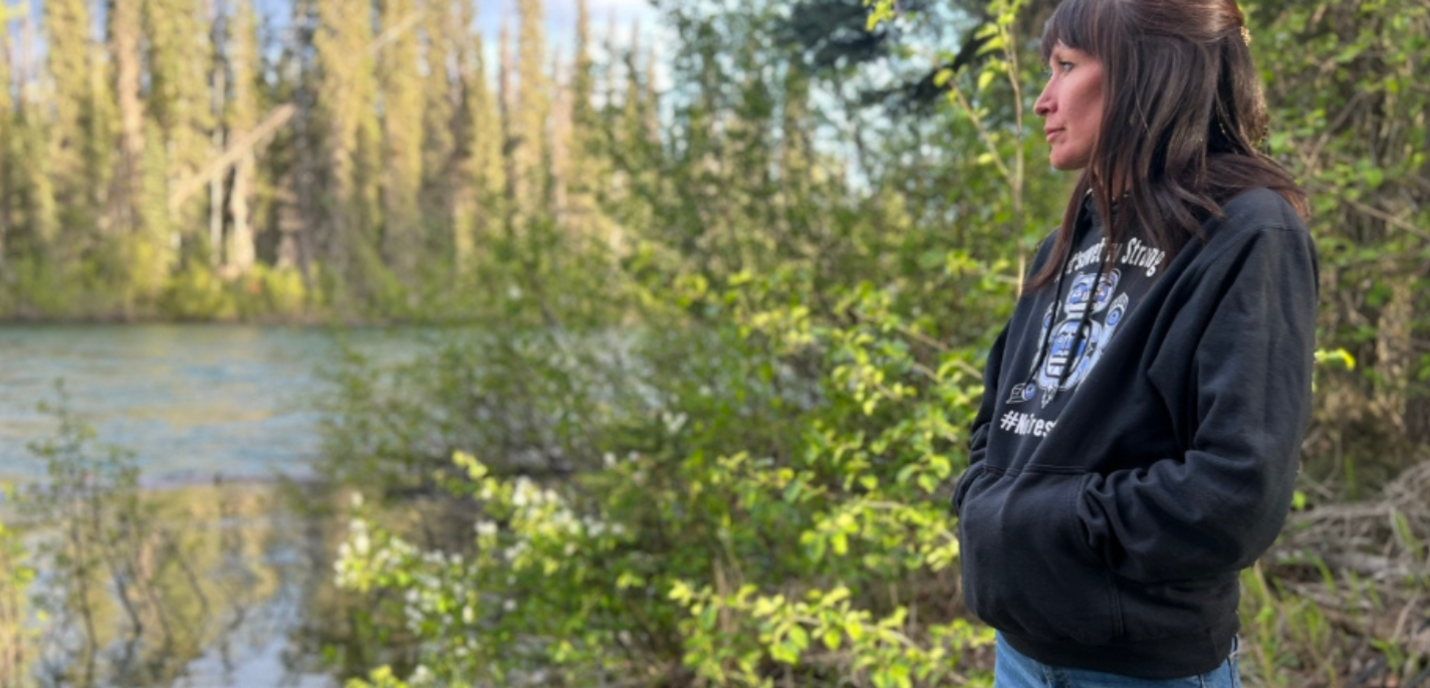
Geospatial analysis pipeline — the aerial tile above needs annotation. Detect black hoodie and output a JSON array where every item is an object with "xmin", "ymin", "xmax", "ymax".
[{"xmin": 951, "ymin": 188, "xmax": 1317, "ymax": 679}]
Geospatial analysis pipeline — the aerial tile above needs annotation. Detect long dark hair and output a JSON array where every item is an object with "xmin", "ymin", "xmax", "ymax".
[{"xmin": 1026, "ymin": 0, "xmax": 1308, "ymax": 291}]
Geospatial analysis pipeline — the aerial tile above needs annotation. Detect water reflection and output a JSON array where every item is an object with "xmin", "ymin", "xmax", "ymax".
[
  {"xmin": 0, "ymin": 325, "xmax": 451, "ymax": 688},
  {"xmin": 18, "ymin": 482, "xmax": 336, "ymax": 688}
]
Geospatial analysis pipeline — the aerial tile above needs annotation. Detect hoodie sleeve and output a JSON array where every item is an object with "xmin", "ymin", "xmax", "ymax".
[
  {"xmin": 1077, "ymin": 223, "xmax": 1318, "ymax": 584},
  {"xmin": 952, "ymin": 323, "xmax": 1009, "ymax": 516},
  {"xmin": 969, "ymin": 325, "xmax": 1010, "ymax": 465},
  {"xmin": 955, "ymin": 232, "xmax": 1059, "ymax": 515}
]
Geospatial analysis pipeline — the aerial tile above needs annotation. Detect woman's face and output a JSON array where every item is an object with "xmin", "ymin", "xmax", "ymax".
[{"xmin": 1034, "ymin": 42, "xmax": 1105, "ymax": 171}]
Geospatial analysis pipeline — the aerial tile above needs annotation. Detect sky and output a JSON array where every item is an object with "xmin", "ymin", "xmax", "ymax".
[{"xmin": 3, "ymin": 0, "xmax": 668, "ymax": 89}]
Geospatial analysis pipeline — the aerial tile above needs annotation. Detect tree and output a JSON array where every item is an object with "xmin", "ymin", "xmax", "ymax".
[
  {"xmin": 559, "ymin": 0, "xmax": 600, "ymax": 243},
  {"xmin": 222, "ymin": 0, "xmax": 260, "ymax": 274},
  {"xmin": 420, "ymin": 0, "xmax": 459, "ymax": 262},
  {"xmin": 498, "ymin": 18, "xmax": 516, "ymax": 233},
  {"xmin": 456, "ymin": 8, "xmax": 503, "ymax": 269},
  {"xmin": 313, "ymin": 0, "xmax": 383, "ymax": 299},
  {"xmin": 0, "ymin": 9, "xmax": 13, "ymax": 264},
  {"xmin": 46, "ymin": 0, "xmax": 110, "ymax": 254},
  {"xmin": 377, "ymin": 0, "xmax": 424, "ymax": 281},
  {"xmin": 109, "ymin": 0, "xmax": 146, "ymax": 243},
  {"xmin": 3, "ymin": 10, "xmax": 60, "ymax": 297},
  {"xmin": 512, "ymin": 0, "xmax": 550, "ymax": 228},
  {"xmin": 144, "ymin": 0, "xmax": 213, "ymax": 252}
]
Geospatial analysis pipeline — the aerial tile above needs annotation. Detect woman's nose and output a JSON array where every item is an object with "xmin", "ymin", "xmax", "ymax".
[{"xmin": 1034, "ymin": 82, "xmax": 1055, "ymax": 117}]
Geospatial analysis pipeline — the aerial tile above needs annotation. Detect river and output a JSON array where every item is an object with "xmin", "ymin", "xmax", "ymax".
[
  {"xmin": 0, "ymin": 324, "xmax": 438, "ymax": 688},
  {"xmin": 0, "ymin": 324, "xmax": 432, "ymax": 484}
]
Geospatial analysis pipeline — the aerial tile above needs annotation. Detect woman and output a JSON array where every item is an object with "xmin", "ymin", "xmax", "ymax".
[{"xmin": 949, "ymin": 0, "xmax": 1316, "ymax": 685}]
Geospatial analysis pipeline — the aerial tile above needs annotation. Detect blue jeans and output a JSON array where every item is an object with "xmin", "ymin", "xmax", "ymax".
[{"xmin": 994, "ymin": 632, "xmax": 1242, "ymax": 688}]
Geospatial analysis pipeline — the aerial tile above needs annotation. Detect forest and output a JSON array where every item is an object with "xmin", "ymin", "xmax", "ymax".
[{"xmin": 0, "ymin": 0, "xmax": 1428, "ymax": 685}]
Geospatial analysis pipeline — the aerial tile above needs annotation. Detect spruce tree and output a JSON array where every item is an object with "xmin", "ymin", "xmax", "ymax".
[
  {"xmin": 498, "ymin": 18, "xmax": 515, "ymax": 234},
  {"xmin": 549, "ymin": 50, "xmax": 568, "ymax": 228},
  {"xmin": 45, "ymin": 0, "xmax": 104, "ymax": 249},
  {"xmin": 144, "ymin": 0, "xmax": 213, "ymax": 251},
  {"xmin": 614, "ymin": 34, "xmax": 659, "ymax": 252},
  {"xmin": 109, "ymin": 0, "xmax": 145, "ymax": 239},
  {"xmin": 5, "ymin": 9, "xmax": 58, "ymax": 287},
  {"xmin": 420, "ymin": 0, "xmax": 458, "ymax": 261},
  {"xmin": 513, "ymin": 0, "xmax": 549, "ymax": 228},
  {"xmin": 223, "ymin": 0, "xmax": 260, "ymax": 274},
  {"xmin": 0, "ymin": 16, "xmax": 12, "ymax": 257},
  {"xmin": 377, "ymin": 0, "xmax": 424, "ymax": 281},
  {"xmin": 314, "ymin": 0, "xmax": 382, "ymax": 292},
  {"xmin": 779, "ymin": 66, "xmax": 812, "ymax": 192},
  {"xmin": 558, "ymin": 0, "xmax": 599, "ymax": 243},
  {"xmin": 457, "ymin": 16, "xmax": 504, "ymax": 269},
  {"xmin": 777, "ymin": 64, "xmax": 817, "ymax": 254},
  {"xmin": 133, "ymin": 117, "xmax": 174, "ymax": 299}
]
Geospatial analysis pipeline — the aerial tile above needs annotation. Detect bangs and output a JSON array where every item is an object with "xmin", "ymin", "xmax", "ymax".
[{"xmin": 1040, "ymin": 0, "xmax": 1106, "ymax": 61}]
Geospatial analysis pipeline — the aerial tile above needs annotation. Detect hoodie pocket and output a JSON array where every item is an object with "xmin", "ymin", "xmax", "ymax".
[
  {"xmin": 950, "ymin": 462, "xmax": 987, "ymax": 517},
  {"xmin": 958, "ymin": 470, "xmax": 1121, "ymax": 644},
  {"xmin": 1118, "ymin": 573, "xmax": 1239, "ymax": 641}
]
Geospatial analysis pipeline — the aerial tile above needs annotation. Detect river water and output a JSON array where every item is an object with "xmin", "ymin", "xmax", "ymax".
[
  {"xmin": 0, "ymin": 324, "xmax": 438, "ymax": 688},
  {"xmin": 0, "ymin": 324, "xmax": 429, "ymax": 484}
]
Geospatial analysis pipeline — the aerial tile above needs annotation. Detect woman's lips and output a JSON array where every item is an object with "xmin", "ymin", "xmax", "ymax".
[{"xmin": 1045, "ymin": 128, "xmax": 1064, "ymax": 142}]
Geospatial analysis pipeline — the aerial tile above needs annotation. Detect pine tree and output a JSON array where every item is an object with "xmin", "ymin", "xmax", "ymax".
[
  {"xmin": 4, "ymin": 9, "xmax": 58, "ymax": 292},
  {"xmin": 620, "ymin": 31, "xmax": 645, "ymax": 158},
  {"xmin": 314, "ymin": 0, "xmax": 382, "ymax": 291},
  {"xmin": 611, "ymin": 33, "xmax": 659, "ymax": 252},
  {"xmin": 109, "ymin": 0, "xmax": 145, "ymax": 239},
  {"xmin": 512, "ymin": 0, "xmax": 549, "ymax": 228},
  {"xmin": 641, "ymin": 29, "xmax": 659, "ymax": 144},
  {"xmin": 549, "ymin": 50, "xmax": 569, "ymax": 227},
  {"xmin": 223, "ymin": 0, "xmax": 260, "ymax": 274},
  {"xmin": 10, "ymin": 114, "xmax": 58, "ymax": 248},
  {"xmin": 132, "ymin": 117, "xmax": 174, "ymax": 298},
  {"xmin": 498, "ymin": 18, "xmax": 515, "ymax": 233},
  {"xmin": 725, "ymin": 38, "xmax": 778, "ymax": 272},
  {"xmin": 275, "ymin": 0, "xmax": 314, "ymax": 274},
  {"xmin": 779, "ymin": 66, "xmax": 812, "ymax": 192},
  {"xmin": 457, "ymin": 14, "xmax": 503, "ymax": 269},
  {"xmin": 777, "ymin": 64, "xmax": 817, "ymax": 253},
  {"xmin": 144, "ymin": 0, "xmax": 213, "ymax": 252},
  {"xmin": 0, "ymin": 16, "xmax": 12, "ymax": 257},
  {"xmin": 559, "ymin": 0, "xmax": 599, "ymax": 243},
  {"xmin": 597, "ymin": 23, "xmax": 629, "ymax": 253},
  {"xmin": 45, "ymin": 0, "xmax": 108, "ymax": 248},
  {"xmin": 377, "ymin": 0, "xmax": 424, "ymax": 280},
  {"xmin": 420, "ymin": 0, "xmax": 458, "ymax": 261}
]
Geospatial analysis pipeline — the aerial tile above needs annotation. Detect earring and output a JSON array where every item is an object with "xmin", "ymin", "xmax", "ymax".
[{"xmin": 1240, "ymin": 26, "xmax": 1252, "ymax": 46}]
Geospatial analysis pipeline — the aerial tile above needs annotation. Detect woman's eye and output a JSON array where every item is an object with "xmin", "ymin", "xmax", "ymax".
[{"xmin": 1059, "ymin": 61, "xmax": 1075, "ymax": 72}]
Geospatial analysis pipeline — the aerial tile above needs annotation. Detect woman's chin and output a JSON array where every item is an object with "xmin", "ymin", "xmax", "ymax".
[{"xmin": 1049, "ymin": 155, "xmax": 1088, "ymax": 172}]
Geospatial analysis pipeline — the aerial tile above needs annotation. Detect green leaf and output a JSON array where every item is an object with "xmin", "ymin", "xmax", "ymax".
[
  {"xmin": 977, "ymin": 69, "xmax": 996, "ymax": 92},
  {"xmin": 976, "ymin": 35, "xmax": 1005, "ymax": 57},
  {"xmin": 788, "ymin": 624, "xmax": 809, "ymax": 651}
]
